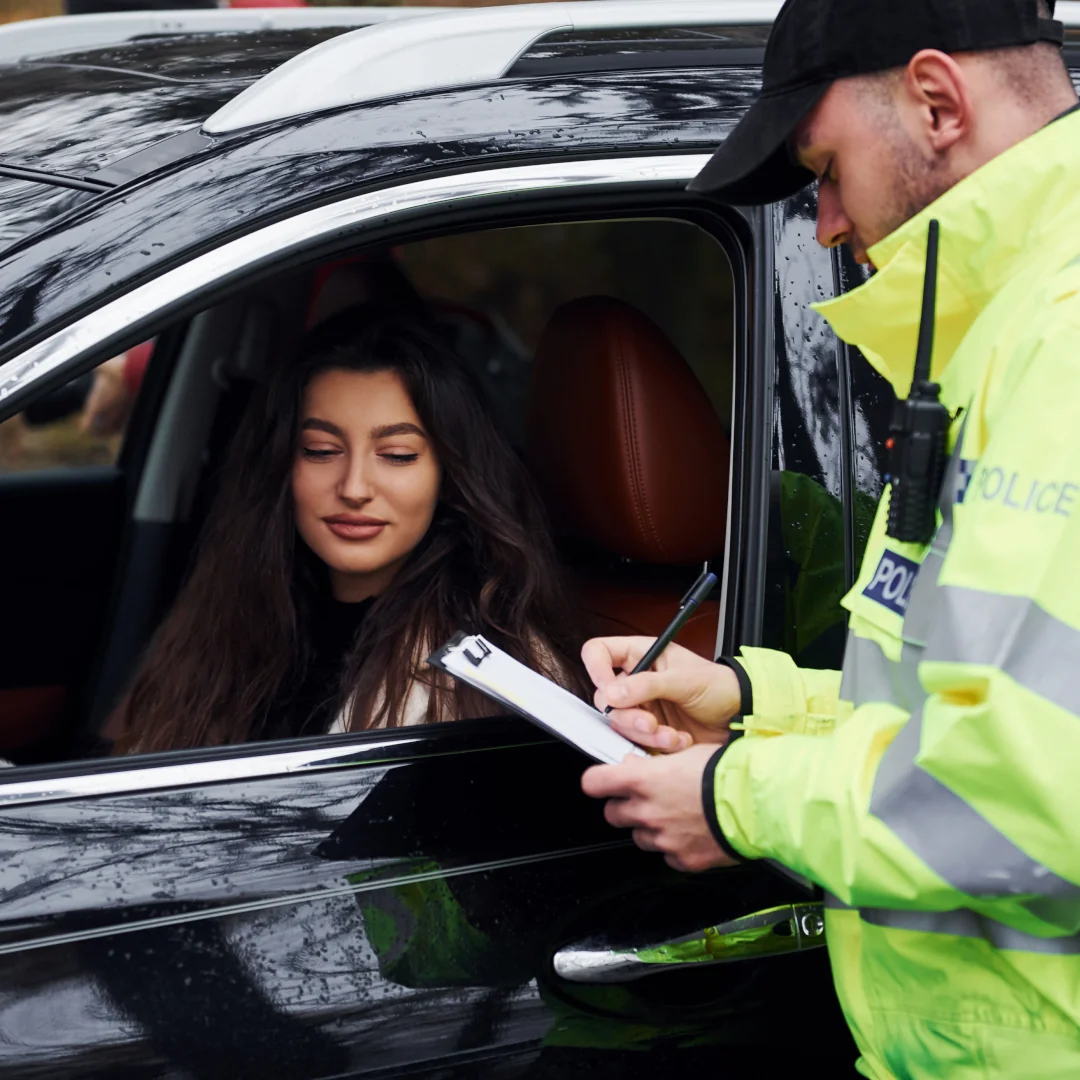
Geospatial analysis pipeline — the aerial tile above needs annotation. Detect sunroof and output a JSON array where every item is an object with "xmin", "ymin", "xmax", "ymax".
[{"xmin": 505, "ymin": 25, "xmax": 769, "ymax": 78}]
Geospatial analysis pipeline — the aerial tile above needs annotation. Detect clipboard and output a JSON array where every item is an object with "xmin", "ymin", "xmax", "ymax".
[{"xmin": 428, "ymin": 633, "xmax": 646, "ymax": 765}]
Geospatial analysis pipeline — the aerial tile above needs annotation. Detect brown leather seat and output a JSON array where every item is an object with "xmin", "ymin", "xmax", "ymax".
[{"xmin": 526, "ymin": 296, "xmax": 730, "ymax": 659}]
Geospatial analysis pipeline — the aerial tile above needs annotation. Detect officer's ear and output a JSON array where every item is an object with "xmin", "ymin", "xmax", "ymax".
[{"xmin": 901, "ymin": 49, "xmax": 972, "ymax": 155}]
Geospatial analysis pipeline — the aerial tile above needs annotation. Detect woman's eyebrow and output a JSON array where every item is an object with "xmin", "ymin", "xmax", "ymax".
[
  {"xmin": 301, "ymin": 418, "xmax": 345, "ymax": 437},
  {"xmin": 372, "ymin": 422, "xmax": 427, "ymax": 439}
]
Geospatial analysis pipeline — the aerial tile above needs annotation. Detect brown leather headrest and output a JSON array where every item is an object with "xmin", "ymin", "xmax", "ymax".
[{"xmin": 526, "ymin": 297, "xmax": 730, "ymax": 565}]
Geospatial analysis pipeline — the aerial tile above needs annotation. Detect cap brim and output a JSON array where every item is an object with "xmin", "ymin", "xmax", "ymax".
[{"xmin": 688, "ymin": 82, "xmax": 830, "ymax": 205}]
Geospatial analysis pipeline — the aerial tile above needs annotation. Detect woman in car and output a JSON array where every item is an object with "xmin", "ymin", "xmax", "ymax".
[{"xmin": 111, "ymin": 309, "xmax": 586, "ymax": 753}]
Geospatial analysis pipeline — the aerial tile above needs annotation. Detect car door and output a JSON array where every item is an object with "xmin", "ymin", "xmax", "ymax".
[
  {"xmin": 0, "ymin": 721, "xmax": 855, "ymax": 1079},
  {"xmin": 0, "ymin": 158, "xmax": 858, "ymax": 1078}
]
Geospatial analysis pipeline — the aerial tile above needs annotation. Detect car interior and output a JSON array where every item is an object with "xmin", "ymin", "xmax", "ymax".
[{"xmin": 0, "ymin": 216, "xmax": 736, "ymax": 766}]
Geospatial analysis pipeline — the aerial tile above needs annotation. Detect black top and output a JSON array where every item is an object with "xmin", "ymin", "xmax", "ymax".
[{"xmin": 256, "ymin": 595, "xmax": 375, "ymax": 742}]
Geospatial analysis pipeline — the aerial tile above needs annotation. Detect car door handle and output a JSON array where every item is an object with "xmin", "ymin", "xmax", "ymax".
[{"xmin": 553, "ymin": 902, "xmax": 826, "ymax": 983}]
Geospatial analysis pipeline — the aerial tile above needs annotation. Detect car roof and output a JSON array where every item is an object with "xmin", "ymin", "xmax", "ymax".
[
  {"xmin": 0, "ymin": 27, "xmax": 363, "ymax": 180},
  {"xmin": 205, "ymin": 1, "xmax": 781, "ymax": 133},
  {"xmin": 0, "ymin": 61, "xmax": 756, "ymax": 364},
  {"xmin": 0, "ymin": 5, "xmax": 778, "ymax": 259},
  {"xmin": 2, "ymin": 0, "xmax": 1079, "ymax": 183}
]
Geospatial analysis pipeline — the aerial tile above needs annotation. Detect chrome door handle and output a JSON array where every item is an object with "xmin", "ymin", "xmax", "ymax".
[{"xmin": 553, "ymin": 902, "xmax": 826, "ymax": 984}]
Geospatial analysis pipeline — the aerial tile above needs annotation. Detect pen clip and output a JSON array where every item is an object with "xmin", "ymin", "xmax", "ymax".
[{"xmin": 678, "ymin": 568, "xmax": 716, "ymax": 608}]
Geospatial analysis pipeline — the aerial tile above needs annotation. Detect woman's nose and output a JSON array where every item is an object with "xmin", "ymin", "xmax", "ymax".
[
  {"xmin": 339, "ymin": 455, "xmax": 374, "ymax": 503},
  {"xmin": 816, "ymin": 180, "xmax": 852, "ymax": 250}
]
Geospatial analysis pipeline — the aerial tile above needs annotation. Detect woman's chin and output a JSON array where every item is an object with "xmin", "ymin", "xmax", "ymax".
[{"xmin": 324, "ymin": 552, "xmax": 410, "ymax": 600}]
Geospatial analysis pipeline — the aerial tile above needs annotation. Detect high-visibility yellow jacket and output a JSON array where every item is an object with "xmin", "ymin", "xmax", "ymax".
[{"xmin": 710, "ymin": 108, "xmax": 1080, "ymax": 1079}]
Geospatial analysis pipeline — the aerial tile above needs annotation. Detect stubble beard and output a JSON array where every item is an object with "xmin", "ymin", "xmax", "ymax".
[{"xmin": 878, "ymin": 128, "xmax": 956, "ymax": 243}]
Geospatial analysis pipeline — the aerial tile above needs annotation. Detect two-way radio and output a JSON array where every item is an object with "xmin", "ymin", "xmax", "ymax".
[{"xmin": 884, "ymin": 219, "xmax": 951, "ymax": 545}]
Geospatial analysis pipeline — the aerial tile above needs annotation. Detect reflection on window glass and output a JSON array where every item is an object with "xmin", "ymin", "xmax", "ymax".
[
  {"xmin": 765, "ymin": 473, "xmax": 876, "ymax": 667},
  {"xmin": 0, "ymin": 340, "xmax": 153, "ymax": 472}
]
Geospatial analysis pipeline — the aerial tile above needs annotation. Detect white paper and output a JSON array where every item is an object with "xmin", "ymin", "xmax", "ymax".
[{"xmin": 435, "ymin": 635, "xmax": 646, "ymax": 765}]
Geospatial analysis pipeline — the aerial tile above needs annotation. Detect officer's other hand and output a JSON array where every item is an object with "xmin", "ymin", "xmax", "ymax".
[
  {"xmin": 581, "ymin": 637, "xmax": 741, "ymax": 753},
  {"xmin": 581, "ymin": 747, "xmax": 736, "ymax": 872}
]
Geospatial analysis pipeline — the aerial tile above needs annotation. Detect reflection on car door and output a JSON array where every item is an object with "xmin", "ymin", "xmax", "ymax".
[{"xmin": 0, "ymin": 720, "xmax": 853, "ymax": 1078}]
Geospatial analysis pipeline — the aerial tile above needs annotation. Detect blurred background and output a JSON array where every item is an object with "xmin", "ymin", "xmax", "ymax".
[{"xmin": 0, "ymin": 0, "xmax": 568, "ymax": 24}]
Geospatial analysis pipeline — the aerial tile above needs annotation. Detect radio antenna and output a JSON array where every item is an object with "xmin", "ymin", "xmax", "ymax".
[{"xmin": 913, "ymin": 219, "xmax": 940, "ymax": 386}]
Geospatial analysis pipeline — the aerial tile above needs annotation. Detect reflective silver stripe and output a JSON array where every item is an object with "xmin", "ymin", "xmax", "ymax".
[
  {"xmin": 860, "ymin": 906, "xmax": 1080, "ymax": 955},
  {"xmin": 871, "ymin": 708, "xmax": 1080, "ymax": 903},
  {"xmin": 923, "ymin": 585, "xmax": 1080, "ymax": 717},
  {"xmin": 824, "ymin": 892, "xmax": 852, "ymax": 910},
  {"xmin": 839, "ymin": 632, "xmax": 925, "ymax": 712}
]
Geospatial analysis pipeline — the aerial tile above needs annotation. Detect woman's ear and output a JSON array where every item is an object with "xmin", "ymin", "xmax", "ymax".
[{"xmin": 903, "ymin": 49, "xmax": 973, "ymax": 154}]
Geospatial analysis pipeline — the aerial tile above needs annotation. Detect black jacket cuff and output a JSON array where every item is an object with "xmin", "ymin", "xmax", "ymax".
[
  {"xmin": 702, "ymin": 742, "xmax": 748, "ymax": 863},
  {"xmin": 716, "ymin": 655, "xmax": 753, "ymax": 717}
]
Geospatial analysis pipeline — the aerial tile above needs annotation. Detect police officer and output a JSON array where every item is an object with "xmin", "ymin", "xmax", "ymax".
[{"xmin": 580, "ymin": 1, "xmax": 1080, "ymax": 1076}]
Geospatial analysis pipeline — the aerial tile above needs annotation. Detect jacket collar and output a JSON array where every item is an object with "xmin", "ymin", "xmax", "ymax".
[{"xmin": 813, "ymin": 109, "xmax": 1080, "ymax": 401}]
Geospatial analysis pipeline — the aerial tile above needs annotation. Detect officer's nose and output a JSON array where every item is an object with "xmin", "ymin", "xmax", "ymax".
[{"xmin": 816, "ymin": 179, "xmax": 853, "ymax": 251}]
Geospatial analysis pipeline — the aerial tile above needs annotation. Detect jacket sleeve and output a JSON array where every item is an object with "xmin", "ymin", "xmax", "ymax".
[
  {"xmin": 712, "ymin": 310, "xmax": 1080, "ymax": 938},
  {"xmin": 734, "ymin": 647, "xmax": 847, "ymax": 738}
]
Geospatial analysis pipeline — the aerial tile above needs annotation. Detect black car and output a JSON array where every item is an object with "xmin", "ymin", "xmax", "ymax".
[{"xmin": 0, "ymin": 5, "xmax": 1077, "ymax": 1077}]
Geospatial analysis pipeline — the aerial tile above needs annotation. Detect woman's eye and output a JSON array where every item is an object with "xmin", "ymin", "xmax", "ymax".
[
  {"xmin": 301, "ymin": 447, "xmax": 340, "ymax": 461},
  {"xmin": 380, "ymin": 452, "xmax": 420, "ymax": 465}
]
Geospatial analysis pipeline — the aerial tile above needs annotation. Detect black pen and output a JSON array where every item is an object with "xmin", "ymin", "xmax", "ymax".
[{"xmin": 604, "ymin": 568, "xmax": 719, "ymax": 714}]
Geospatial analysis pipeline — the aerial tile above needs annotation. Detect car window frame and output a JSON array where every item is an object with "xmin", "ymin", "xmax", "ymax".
[
  {"xmin": 0, "ymin": 157, "xmax": 708, "ymax": 417},
  {"xmin": 0, "ymin": 154, "xmax": 768, "ymax": 798}
]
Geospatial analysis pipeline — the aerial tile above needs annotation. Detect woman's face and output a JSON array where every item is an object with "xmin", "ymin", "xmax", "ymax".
[{"xmin": 292, "ymin": 368, "xmax": 441, "ymax": 602}]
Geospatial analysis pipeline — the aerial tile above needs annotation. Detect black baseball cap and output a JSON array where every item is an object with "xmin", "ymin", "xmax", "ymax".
[{"xmin": 689, "ymin": 0, "xmax": 1064, "ymax": 205}]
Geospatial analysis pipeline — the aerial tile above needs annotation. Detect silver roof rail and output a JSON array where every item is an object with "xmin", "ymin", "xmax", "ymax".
[
  {"xmin": 204, "ymin": 0, "xmax": 785, "ymax": 134},
  {"xmin": 0, "ymin": 7, "xmax": 443, "ymax": 65}
]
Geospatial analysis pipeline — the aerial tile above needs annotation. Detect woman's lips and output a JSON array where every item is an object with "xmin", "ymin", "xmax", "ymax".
[{"xmin": 324, "ymin": 516, "xmax": 388, "ymax": 541}]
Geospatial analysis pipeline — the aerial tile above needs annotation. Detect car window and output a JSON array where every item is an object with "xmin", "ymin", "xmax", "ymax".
[
  {"xmin": 2, "ymin": 202, "xmax": 739, "ymax": 768},
  {"xmin": 395, "ymin": 219, "xmax": 734, "ymax": 440},
  {"xmin": 0, "ymin": 341, "xmax": 152, "ymax": 473}
]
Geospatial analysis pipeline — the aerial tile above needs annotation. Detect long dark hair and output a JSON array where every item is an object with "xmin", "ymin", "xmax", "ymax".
[{"xmin": 116, "ymin": 310, "xmax": 586, "ymax": 753}]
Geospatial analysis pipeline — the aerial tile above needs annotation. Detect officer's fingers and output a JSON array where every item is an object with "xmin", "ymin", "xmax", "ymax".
[
  {"xmin": 603, "ymin": 797, "xmax": 642, "ymax": 830},
  {"xmin": 601, "ymin": 667, "xmax": 704, "ymax": 713},
  {"xmin": 632, "ymin": 829, "xmax": 663, "ymax": 853},
  {"xmin": 607, "ymin": 710, "xmax": 693, "ymax": 753},
  {"xmin": 664, "ymin": 853, "xmax": 690, "ymax": 872},
  {"xmin": 581, "ymin": 761, "xmax": 643, "ymax": 801},
  {"xmin": 581, "ymin": 637, "xmax": 656, "ymax": 692}
]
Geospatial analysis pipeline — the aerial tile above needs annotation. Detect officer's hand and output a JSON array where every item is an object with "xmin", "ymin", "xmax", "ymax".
[
  {"xmin": 582, "ymin": 637, "xmax": 741, "ymax": 753},
  {"xmin": 581, "ymin": 746, "xmax": 737, "ymax": 872}
]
